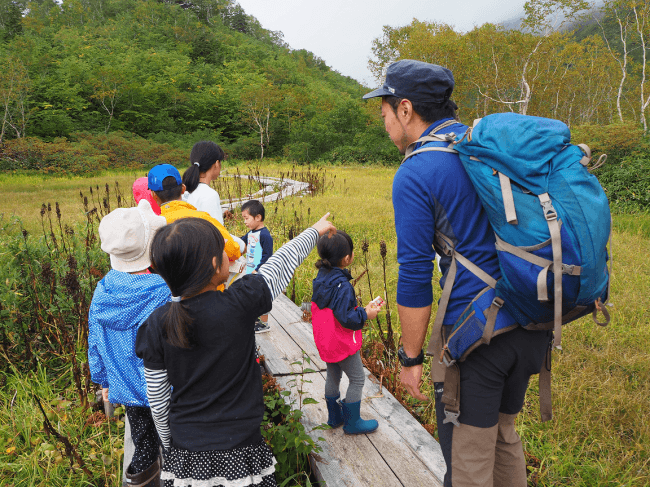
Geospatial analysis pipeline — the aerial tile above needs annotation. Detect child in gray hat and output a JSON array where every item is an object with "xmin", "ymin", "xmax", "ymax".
[{"xmin": 88, "ymin": 199, "xmax": 169, "ymax": 486}]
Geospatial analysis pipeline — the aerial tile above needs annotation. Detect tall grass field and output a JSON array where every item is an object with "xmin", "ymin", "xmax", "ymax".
[{"xmin": 0, "ymin": 163, "xmax": 648, "ymax": 486}]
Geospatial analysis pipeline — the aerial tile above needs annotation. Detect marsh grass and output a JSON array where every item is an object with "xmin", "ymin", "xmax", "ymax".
[
  {"xmin": 0, "ymin": 169, "xmax": 146, "ymax": 236},
  {"xmin": 0, "ymin": 364, "xmax": 123, "ymax": 486},
  {"xmin": 0, "ymin": 164, "xmax": 648, "ymax": 486},
  {"xmin": 516, "ymin": 229, "xmax": 650, "ymax": 486}
]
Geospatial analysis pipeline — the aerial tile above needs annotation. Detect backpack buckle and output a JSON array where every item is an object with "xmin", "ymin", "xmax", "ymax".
[
  {"xmin": 442, "ymin": 408, "xmax": 460, "ymax": 427},
  {"xmin": 541, "ymin": 200, "xmax": 558, "ymax": 221}
]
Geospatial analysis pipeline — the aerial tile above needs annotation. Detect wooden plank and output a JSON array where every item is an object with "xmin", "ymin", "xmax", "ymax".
[
  {"xmin": 359, "ymin": 370, "xmax": 446, "ymax": 485},
  {"xmin": 221, "ymin": 175, "xmax": 310, "ymax": 210},
  {"xmin": 269, "ymin": 295, "xmax": 327, "ymax": 371},
  {"xmin": 256, "ymin": 297, "xmax": 324, "ymax": 375},
  {"xmin": 268, "ymin": 293, "xmax": 447, "ymax": 486},
  {"xmin": 280, "ymin": 320, "xmax": 326, "ymax": 371},
  {"xmin": 277, "ymin": 373, "xmax": 403, "ymax": 487},
  {"xmin": 256, "ymin": 313, "xmax": 318, "ymax": 376},
  {"xmin": 271, "ymin": 293, "xmax": 306, "ymax": 323}
]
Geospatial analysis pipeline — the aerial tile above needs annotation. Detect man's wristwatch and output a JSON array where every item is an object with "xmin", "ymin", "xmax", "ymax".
[{"xmin": 398, "ymin": 346, "xmax": 425, "ymax": 367}]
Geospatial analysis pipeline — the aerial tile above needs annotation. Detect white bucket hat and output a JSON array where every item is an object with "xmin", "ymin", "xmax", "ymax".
[{"xmin": 99, "ymin": 199, "xmax": 167, "ymax": 273}]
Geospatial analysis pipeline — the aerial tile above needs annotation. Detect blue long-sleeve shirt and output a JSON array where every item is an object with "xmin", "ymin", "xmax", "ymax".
[{"xmin": 392, "ymin": 118, "xmax": 501, "ymax": 324}]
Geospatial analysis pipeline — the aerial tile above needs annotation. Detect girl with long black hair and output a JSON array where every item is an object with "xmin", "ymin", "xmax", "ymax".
[
  {"xmin": 136, "ymin": 213, "xmax": 335, "ymax": 487},
  {"xmin": 182, "ymin": 141, "xmax": 226, "ymax": 224}
]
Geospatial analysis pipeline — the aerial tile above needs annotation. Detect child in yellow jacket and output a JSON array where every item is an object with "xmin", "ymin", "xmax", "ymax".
[{"xmin": 147, "ymin": 165, "xmax": 242, "ymax": 290}]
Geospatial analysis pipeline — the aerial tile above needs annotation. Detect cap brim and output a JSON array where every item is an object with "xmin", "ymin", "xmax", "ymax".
[{"xmin": 362, "ymin": 87, "xmax": 393, "ymax": 100}]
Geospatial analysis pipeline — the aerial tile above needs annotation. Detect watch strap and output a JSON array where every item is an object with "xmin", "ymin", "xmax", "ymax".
[{"xmin": 398, "ymin": 346, "xmax": 424, "ymax": 367}]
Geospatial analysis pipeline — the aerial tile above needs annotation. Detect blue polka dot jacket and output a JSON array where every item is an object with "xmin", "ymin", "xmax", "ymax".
[{"xmin": 88, "ymin": 270, "xmax": 171, "ymax": 406}]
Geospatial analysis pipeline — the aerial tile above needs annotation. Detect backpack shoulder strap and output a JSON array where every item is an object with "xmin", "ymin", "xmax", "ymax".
[{"xmin": 401, "ymin": 120, "xmax": 461, "ymax": 164}]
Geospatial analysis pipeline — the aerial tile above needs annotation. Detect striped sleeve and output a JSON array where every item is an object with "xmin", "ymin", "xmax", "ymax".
[
  {"xmin": 144, "ymin": 367, "xmax": 172, "ymax": 449},
  {"xmin": 258, "ymin": 227, "xmax": 319, "ymax": 301}
]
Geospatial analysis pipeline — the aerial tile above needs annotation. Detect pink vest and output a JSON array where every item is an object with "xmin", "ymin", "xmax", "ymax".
[{"xmin": 311, "ymin": 303, "xmax": 362, "ymax": 363}]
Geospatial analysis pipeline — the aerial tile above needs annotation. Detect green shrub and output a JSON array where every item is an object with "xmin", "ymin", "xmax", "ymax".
[
  {"xmin": 228, "ymin": 135, "xmax": 263, "ymax": 160},
  {"xmin": 572, "ymin": 121, "xmax": 648, "ymax": 165},
  {"xmin": 148, "ymin": 129, "xmax": 226, "ymax": 151},
  {"xmin": 0, "ymin": 133, "xmax": 187, "ymax": 175},
  {"xmin": 261, "ymin": 355, "xmax": 323, "ymax": 484},
  {"xmin": 594, "ymin": 156, "xmax": 650, "ymax": 211}
]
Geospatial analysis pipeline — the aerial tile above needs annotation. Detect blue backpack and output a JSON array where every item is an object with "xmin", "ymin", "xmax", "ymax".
[{"xmin": 404, "ymin": 114, "xmax": 611, "ymax": 422}]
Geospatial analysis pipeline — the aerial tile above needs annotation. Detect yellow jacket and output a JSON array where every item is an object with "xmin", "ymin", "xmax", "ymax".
[{"xmin": 160, "ymin": 200, "xmax": 242, "ymax": 262}]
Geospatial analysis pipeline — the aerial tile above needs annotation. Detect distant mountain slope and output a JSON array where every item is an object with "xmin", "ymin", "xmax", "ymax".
[{"xmin": 498, "ymin": 0, "xmax": 605, "ymax": 32}]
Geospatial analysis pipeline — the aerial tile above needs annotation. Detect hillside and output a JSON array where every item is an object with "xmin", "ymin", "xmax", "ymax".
[{"xmin": 0, "ymin": 0, "xmax": 394, "ymax": 163}]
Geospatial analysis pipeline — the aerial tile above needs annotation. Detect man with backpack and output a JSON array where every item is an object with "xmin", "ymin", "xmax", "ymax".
[{"xmin": 363, "ymin": 60, "xmax": 552, "ymax": 486}]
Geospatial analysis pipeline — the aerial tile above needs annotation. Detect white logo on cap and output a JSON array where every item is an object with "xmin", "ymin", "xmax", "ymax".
[{"xmin": 388, "ymin": 87, "xmax": 395, "ymax": 93}]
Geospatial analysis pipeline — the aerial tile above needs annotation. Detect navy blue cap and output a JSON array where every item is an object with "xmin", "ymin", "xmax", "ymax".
[
  {"xmin": 363, "ymin": 60, "xmax": 454, "ymax": 103},
  {"xmin": 148, "ymin": 164, "xmax": 182, "ymax": 192}
]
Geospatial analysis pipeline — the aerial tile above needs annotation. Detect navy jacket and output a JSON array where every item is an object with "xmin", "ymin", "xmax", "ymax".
[{"xmin": 311, "ymin": 267, "xmax": 367, "ymax": 331}]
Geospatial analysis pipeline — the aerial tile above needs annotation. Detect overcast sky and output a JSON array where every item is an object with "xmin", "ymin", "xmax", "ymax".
[{"xmin": 236, "ymin": 0, "xmax": 527, "ymax": 87}]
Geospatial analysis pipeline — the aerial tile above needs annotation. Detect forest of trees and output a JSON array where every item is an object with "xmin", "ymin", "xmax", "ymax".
[
  {"xmin": 2, "ymin": 0, "xmax": 650, "ymax": 168},
  {"xmin": 0, "ymin": 0, "xmax": 395, "ymax": 163},
  {"xmin": 369, "ymin": 0, "xmax": 650, "ymax": 132}
]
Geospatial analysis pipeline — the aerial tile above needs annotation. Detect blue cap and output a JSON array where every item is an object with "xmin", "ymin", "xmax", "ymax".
[
  {"xmin": 363, "ymin": 60, "xmax": 454, "ymax": 103},
  {"xmin": 148, "ymin": 164, "xmax": 182, "ymax": 192}
]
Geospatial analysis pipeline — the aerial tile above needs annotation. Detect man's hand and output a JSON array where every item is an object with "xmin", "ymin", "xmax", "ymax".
[
  {"xmin": 400, "ymin": 364, "xmax": 429, "ymax": 401},
  {"xmin": 102, "ymin": 387, "xmax": 109, "ymax": 403},
  {"xmin": 312, "ymin": 212, "xmax": 336, "ymax": 237}
]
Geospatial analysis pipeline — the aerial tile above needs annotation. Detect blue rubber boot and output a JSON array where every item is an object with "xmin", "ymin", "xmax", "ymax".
[
  {"xmin": 341, "ymin": 399, "xmax": 378, "ymax": 435},
  {"xmin": 325, "ymin": 394, "xmax": 344, "ymax": 428}
]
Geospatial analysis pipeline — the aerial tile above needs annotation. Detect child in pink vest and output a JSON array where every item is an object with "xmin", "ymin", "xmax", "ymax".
[{"xmin": 311, "ymin": 230, "xmax": 379, "ymax": 434}]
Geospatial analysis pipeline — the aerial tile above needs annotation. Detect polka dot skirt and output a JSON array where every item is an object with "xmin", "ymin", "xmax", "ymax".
[{"xmin": 161, "ymin": 439, "xmax": 277, "ymax": 487}]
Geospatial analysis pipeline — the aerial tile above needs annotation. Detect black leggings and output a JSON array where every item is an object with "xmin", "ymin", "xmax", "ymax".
[{"xmin": 125, "ymin": 406, "xmax": 161, "ymax": 474}]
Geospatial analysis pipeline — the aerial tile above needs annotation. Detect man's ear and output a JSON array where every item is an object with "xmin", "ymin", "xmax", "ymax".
[
  {"xmin": 212, "ymin": 256, "xmax": 218, "ymax": 271},
  {"xmin": 399, "ymin": 99, "xmax": 414, "ymax": 122},
  {"xmin": 181, "ymin": 184, "xmax": 186, "ymax": 196},
  {"xmin": 255, "ymin": 214, "xmax": 263, "ymax": 223}
]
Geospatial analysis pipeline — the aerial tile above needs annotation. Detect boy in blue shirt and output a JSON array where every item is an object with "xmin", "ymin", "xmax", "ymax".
[{"xmin": 241, "ymin": 200, "xmax": 273, "ymax": 332}]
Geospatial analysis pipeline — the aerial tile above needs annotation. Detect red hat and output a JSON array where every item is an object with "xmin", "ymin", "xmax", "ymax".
[{"xmin": 132, "ymin": 177, "xmax": 161, "ymax": 215}]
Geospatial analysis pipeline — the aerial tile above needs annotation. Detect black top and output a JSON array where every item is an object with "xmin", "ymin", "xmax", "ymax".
[{"xmin": 135, "ymin": 274, "xmax": 272, "ymax": 451}]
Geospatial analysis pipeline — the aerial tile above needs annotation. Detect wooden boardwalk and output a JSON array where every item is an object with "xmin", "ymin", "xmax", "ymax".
[
  {"xmin": 221, "ymin": 175, "xmax": 310, "ymax": 211},
  {"xmin": 259, "ymin": 294, "xmax": 446, "ymax": 487}
]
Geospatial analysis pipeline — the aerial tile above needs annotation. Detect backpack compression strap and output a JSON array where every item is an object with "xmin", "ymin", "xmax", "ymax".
[{"xmin": 538, "ymin": 193, "xmax": 564, "ymax": 349}]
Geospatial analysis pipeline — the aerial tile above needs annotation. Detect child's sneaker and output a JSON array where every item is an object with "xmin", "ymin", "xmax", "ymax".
[{"xmin": 254, "ymin": 319, "xmax": 271, "ymax": 334}]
